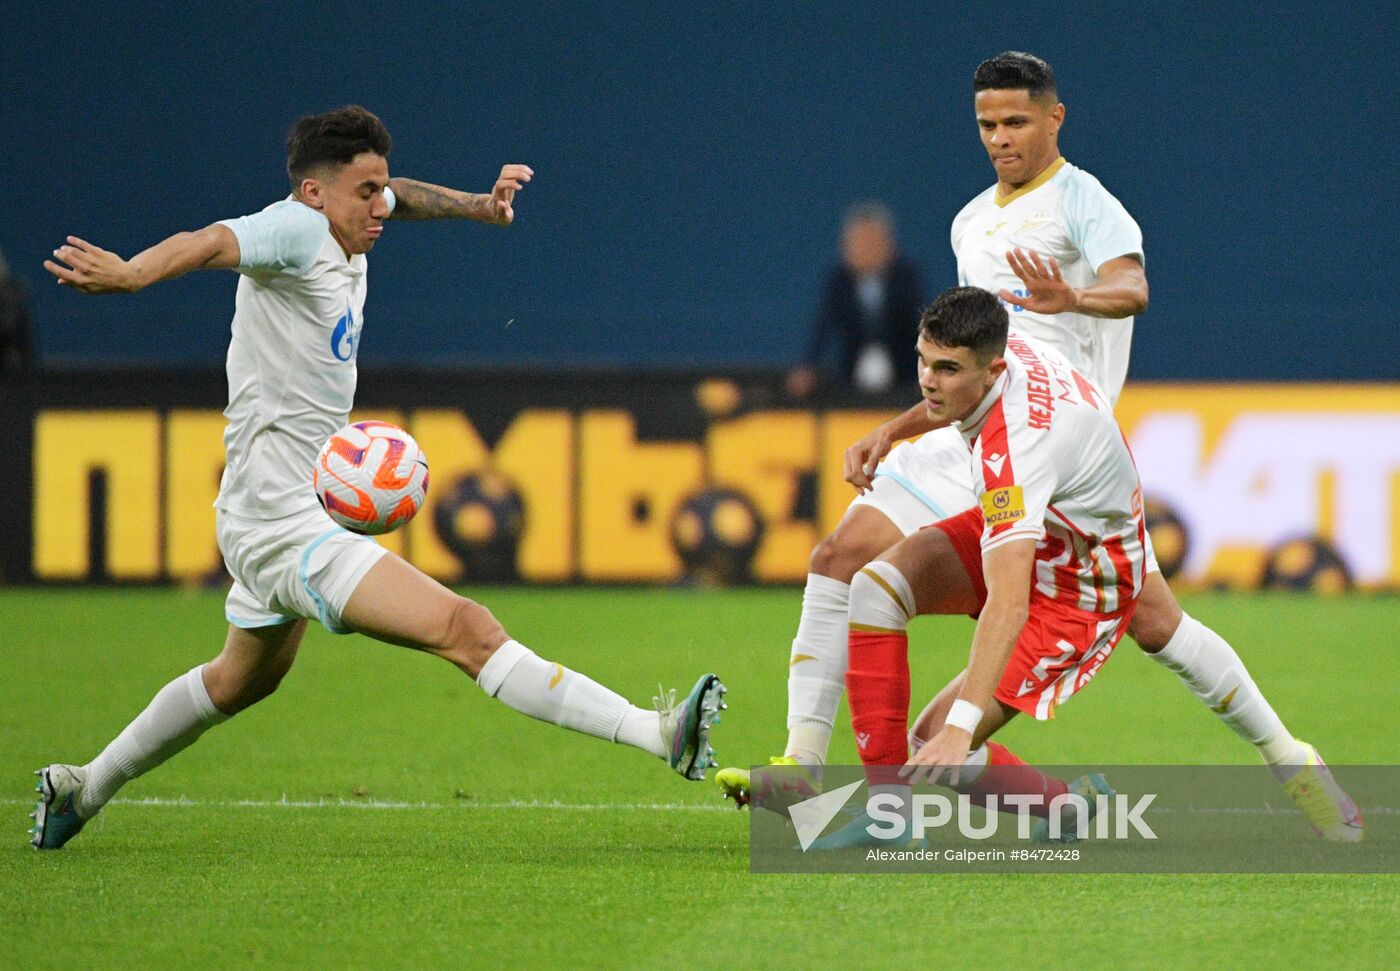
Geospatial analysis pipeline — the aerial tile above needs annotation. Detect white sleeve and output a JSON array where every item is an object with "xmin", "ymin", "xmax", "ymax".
[
  {"xmin": 1063, "ymin": 173, "xmax": 1144, "ymax": 272},
  {"xmin": 975, "ymin": 400, "xmax": 1055, "ymax": 551},
  {"xmin": 218, "ymin": 201, "xmax": 327, "ymax": 273}
]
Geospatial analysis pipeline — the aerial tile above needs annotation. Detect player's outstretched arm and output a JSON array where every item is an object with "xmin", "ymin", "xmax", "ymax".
[
  {"xmin": 901, "ymin": 538, "xmax": 1034, "ymax": 784},
  {"xmin": 44, "ymin": 225, "xmax": 240, "ymax": 294},
  {"xmin": 843, "ymin": 402, "xmax": 940, "ymax": 493},
  {"xmin": 388, "ymin": 165, "xmax": 533, "ymax": 226},
  {"xmin": 999, "ymin": 248, "xmax": 1148, "ymax": 318}
]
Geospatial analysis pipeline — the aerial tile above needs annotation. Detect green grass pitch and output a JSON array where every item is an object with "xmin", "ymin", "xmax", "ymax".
[{"xmin": 2, "ymin": 587, "xmax": 1398, "ymax": 967}]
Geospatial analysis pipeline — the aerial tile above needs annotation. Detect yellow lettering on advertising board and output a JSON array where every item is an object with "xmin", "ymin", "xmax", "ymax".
[
  {"xmin": 34, "ymin": 411, "xmax": 160, "ymax": 579},
  {"xmin": 408, "ymin": 409, "xmax": 573, "ymax": 581},
  {"xmin": 163, "ymin": 410, "xmax": 228, "ymax": 580},
  {"xmin": 578, "ymin": 411, "xmax": 703, "ymax": 581},
  {"xmin": 707, "ymin": 411, "xmax": 817, "ymax": 582}
]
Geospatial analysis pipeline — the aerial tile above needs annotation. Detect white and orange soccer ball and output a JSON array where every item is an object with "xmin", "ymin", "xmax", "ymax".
[{"xmin": 313, "ymin": 421, "xmax": 429, "ymax": 535}]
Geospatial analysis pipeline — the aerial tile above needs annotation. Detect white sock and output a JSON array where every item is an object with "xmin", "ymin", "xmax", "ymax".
[
  {"xmin": 477, "ymin": 640, "xmax": 665, "ymax": 759},
  {"xmin": 1150, "ymin": 613, "xmax": 1306, "ymax": 768},
  {"xmin": 785, "ymin": 573, "xmax": 851, "ymax": 766},
  {"xmin": 79, "ymin": 665, "xmax": 229, "ymax": 817}
]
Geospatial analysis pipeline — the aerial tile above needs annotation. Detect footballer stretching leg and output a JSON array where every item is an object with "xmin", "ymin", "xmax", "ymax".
[
  {"xmin": 1126, "ymin": 574, "xmax": 1361, "ymax": 840},
  {"xmin": 341, "ymin": 555, "xmax": 725, "ymax": 782},
  {"xmin": 32, "ymin": 551, "xmax": 725, "ymax": 850}
]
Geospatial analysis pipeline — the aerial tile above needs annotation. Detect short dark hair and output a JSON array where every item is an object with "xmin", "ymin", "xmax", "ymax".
[
  {"xmin": 286, "ymin": 105, "xmax": 392, "ymax": 185},
  {"xmin": 919, "ymin": 287, "xmax": 1008, "ymax": 364},
  {"xmin": 973, "ymin": 51, "xmax": 1057, "ymax": 101}
]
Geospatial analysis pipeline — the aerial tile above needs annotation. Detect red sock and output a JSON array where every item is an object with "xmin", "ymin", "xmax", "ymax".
[
  {"xmin": 846, "ymin": 630, "xmax": 909, "ymax": 785},
  {"xmin": 951, "ymin": 741, "xmax": 1068, "ymax": 818}
]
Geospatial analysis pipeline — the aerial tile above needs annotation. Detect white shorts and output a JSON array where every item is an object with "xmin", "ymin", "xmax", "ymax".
[
  {"xmin": 851, "ymin": 425, "xmax": 1161, "ymax": 574},
  {"xmin": 851, "ymin": 428, "xmax": 978, "ymax": 536},
  {"xmin": 216, "ymin": 504, "xmax": 389, "ymax": 634}
]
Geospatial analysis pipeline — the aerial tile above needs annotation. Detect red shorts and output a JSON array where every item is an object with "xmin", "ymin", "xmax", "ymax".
[{"xmin": 931, "ymin": 507, "xmax": 1136, "ymax": 720}]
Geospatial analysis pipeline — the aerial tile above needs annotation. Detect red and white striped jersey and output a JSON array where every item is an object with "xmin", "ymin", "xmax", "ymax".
[{"xmin": 954, "ymin": 331, "xmax": 1147, "ymax": 614}]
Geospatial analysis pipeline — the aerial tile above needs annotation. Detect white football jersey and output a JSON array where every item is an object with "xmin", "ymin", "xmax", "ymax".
[
  {"xmin": 213, "ymin": 189, "xmax": 396, "ymax": 519},
  {"xmin": 955, "ymin": 331, "xmax": 1147, "ymax": 615},
  {"xmin": 951, "ymin": 158, "xmax": 1142, "ymax": 403}
]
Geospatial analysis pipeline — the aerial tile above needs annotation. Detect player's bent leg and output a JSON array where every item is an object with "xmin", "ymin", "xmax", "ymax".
[
  {"xmin": 782, "ymin": 503, "xmax": 906, "ymax": 766},
  {"xmin": 726, "ymin": 476, "xmax": 965, "ymax": 806},
  {"xmin": 903, "ymin": 670, "xmax": 1093, "ymax": 841},
  {"xmin": 874, "ymin": 522, "xmax": 983, "ymax": 618},
  {"xmin": 809, "ymin": 501, "xmax": 909, "ymax": 584},
  {"xmin": 1133, "ymin": 571, "xmax": 1301, "ymax": 763},
  {"xmin": 1130, "ymin": 570, "xmax": 1360, "ymax": 838},
  {"xmin": 844, "ymin": 525, "xmax": 982, "ymax": 772},
  {"xmin": 30, "ymin": 621, "xmax": 299, "ymax": 850},
  {"xmin": 341, "ymin": 554, "xmax": 725, "ymax": 779},
  {"xmin": 722, "ymin": 498, "xmax": 912, "ymax": 806},
  {"xmin": 340, "ymin": 553, "xmax": 507, "ymax": 675},
  {"xmin": 204, "ymin": 619, "xmax": 309, "ymax": 714},
  {"xmin": 1125, "ymin": 569, "xmax": 1183, "ymax": 652}
]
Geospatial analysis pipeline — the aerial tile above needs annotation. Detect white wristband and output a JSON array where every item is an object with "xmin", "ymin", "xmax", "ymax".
[{"xmin": 945, "ymin": 699, "xmax": 984, "ymax": 735}]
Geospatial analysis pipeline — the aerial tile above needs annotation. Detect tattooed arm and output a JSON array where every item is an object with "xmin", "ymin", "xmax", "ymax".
[{"xmin": 388, "ymin": 165, "xmax": 533, "ymax": 225}]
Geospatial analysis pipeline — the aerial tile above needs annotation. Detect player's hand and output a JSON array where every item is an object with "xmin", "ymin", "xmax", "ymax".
[
  {"xmin": 486, "ymin": 164, "xmax": 534, "ymax": 226},
  {"xmin": 999, "ymin": 247, "xmax": 1079, "ymax": 315},
  {"xmin": 43, "ymin": 237, "xmax": 142, "ymax": 293},
  {"xmin": 899, "ymin": 725, "xmax": 973, "ymax": 787},
  {"xmin": 843, "ymin": 424, "xmax": 895, "ymax": 494}
]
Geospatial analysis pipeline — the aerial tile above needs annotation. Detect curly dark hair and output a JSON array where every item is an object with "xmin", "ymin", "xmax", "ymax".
[
  {"xmin": 286, "ymin": 105, "xmax": 392, "ymax": 185},
  {"xmin": 919, "ymin": 287, "xmax": 1008, "ymax": 364}
]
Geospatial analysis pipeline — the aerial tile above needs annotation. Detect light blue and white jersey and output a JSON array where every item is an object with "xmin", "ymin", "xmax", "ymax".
[
  {"xmin": 214, "ymin": 189, "xmax": 396, "ymax": 519},
  {"xmin": 951, "ymin": 159, "xmax": 1142, "ymax": 403}
]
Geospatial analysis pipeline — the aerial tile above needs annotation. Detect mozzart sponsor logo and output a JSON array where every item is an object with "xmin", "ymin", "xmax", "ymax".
[
  {"xmin": 787, "ymin": 782, "xmax": 1157, "ymax": 851},
  {"xmin": 980, "ymin": 485, "xmax": 1025, "ymax": 527}
]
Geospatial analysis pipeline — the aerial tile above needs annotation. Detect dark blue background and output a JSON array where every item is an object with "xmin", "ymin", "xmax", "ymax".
[{"xmin": 8, "ymin": 1, "xmax": 1397, "ymax": 377}]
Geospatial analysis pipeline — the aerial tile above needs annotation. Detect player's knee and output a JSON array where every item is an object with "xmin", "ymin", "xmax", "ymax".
[
  {"xmin": 442, "ymin": 597, "xmax": 509, "ymax": 676},
  {"xmin": 848, "ymin": 560, "xmax": 915, "ymax": 632},
  {"xmin": 205, "ymin": 653, "xmax": 294, "ymax": 715},
  {"xmin": 810, "ymin": 529, "xmax": 883, "ymax": 583},
  {"xmin": 1130, "ymin": 597, "xmax": 1183, "ymax": 653}
]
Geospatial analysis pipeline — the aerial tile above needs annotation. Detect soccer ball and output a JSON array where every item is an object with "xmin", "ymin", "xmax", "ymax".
[{"xmin": 314, "ymin": 421, "xmax": 429, "ymax": 535}]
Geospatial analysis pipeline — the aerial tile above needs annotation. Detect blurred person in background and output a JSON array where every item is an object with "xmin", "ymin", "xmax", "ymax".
[
  {"xmin": 0, "ymin": 245, "xmax": 35, "ymax": 378},
  {"xmin": 786, "ymin": 202, "xmax": 924, "ymax": 399}
]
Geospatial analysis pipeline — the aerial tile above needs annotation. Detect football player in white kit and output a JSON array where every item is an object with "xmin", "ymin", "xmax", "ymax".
[
  {"xmin": 720, "ymin": 53, "xmax": 1360, "ymax": 841},
  {"xmin": 31, "ymin": 106, "xmax": 726, "ymax": 850}
]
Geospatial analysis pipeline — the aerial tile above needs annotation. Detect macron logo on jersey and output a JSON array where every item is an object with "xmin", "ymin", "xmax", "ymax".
[
  {"xmin": 983, "ymin": 452, "xmax": 1007, "ymax": 478},
  {"xmin": 331, "ymin": 304, "xmax": 356, "ymax": 361}
]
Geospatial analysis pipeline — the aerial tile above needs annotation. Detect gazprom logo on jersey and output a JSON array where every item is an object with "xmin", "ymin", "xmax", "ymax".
[
  {"xmin": 331, "ymin": 303, "xmax": 357, "ymax": 361},
  {"xmin": 1002, "ymin": 288, "xmax": 1030, "ymax": 312}
]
